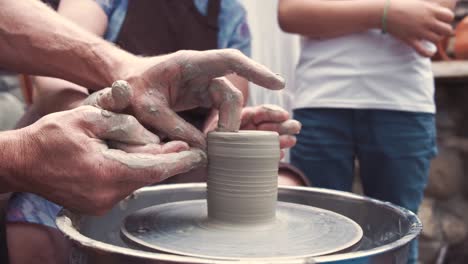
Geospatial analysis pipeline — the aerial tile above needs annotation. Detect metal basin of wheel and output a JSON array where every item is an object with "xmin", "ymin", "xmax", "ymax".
[{"xmin": 57, "ymin": 183, "xmax": 421, "ymax": 264}]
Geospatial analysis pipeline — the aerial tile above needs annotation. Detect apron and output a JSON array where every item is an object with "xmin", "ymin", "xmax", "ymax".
[
  {"xmin": 0, "ymin": 193, "xmax": 10, "ymax": 264},
  {"xmin": 116, "ymin": 0, "xmax": 220, "ymax": 130},
  {"xmin": 117, "ymin": 0, "xmax": 221, "ymax": 183}
]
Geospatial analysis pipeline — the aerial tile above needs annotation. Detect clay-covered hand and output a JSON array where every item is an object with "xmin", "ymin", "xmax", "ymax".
[
  {"xmin": 14, "ymin": 103, "xmax": 206, "ymax": 214},
  {"xmin": 203, "ymin": 104, "xmax": 301, "ymax": 156},
  {"xmin": 83, "ymin": 80, "xmax": 191, "ymax": 154},
  {"xmin": 122, "ymin": 49, "xmax": 285, "ymax": 149},
  {"xmin": 239, "ymin": 105, "xmax": 301, "ymax": 149},
  {"xmin": 387, "ymin": 0, "xmax": 454, "ymax": 57}
]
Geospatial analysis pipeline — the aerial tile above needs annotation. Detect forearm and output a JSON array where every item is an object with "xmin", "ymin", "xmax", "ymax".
[
  {"xmin": 33, "ymin": 76, "xmax": 88, "ymax": 107},
  {"xmin": 0, "ymin": 130, "xmax": 29, "ymax": 193},
  {"xmin": 278, "ymin": 0, "xmax": 383, "ymax": 38},
  {"xmin": 36, "ymin": 87, "xmax": 87, "ymax": 115},
  {"xmin": 16, "ymin": 87, "xmax": 88, "ymax": 129},
  {"xmin": 0, "ymin": 0, "xmax": 134, "ymax": 90}
]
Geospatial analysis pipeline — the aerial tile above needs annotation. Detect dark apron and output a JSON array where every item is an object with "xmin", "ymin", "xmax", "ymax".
[
  {"xmin": 0, "ymin": 194, "xmax": 10, "ymax": 264},
  {"xmin": 116, "ymin": 0, "xmax": 221, "ymax": 183},
  {"xmin": 116, "ymin": 0, "xmax": 220, "ymax": 130}
]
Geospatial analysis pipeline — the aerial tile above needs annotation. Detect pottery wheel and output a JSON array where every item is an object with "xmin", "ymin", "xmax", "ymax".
[{"xmin": 121, "ymin": 199, "xmax": 363, "ymax": 260}]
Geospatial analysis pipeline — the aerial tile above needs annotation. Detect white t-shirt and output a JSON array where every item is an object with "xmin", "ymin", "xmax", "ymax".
[{"xmin": 293, "ymin": 29, "xmax": 435, "ymax": 113}]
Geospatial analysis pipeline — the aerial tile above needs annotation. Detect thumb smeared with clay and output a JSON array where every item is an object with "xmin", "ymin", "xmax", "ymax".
[
  {"xmin": 82, "ymin": 81, "xmax": 160, "ymax": 146},
  {"xmin": 83, "ymin": 80, "xmax": 190, "ymax": 154},
  {"xmin": 85, "ymin": 109, "xmax": 160, "ymax": 145},
  {"xmin": 83, "ymin": 80, "xmax": 133, "ymax": 112}
]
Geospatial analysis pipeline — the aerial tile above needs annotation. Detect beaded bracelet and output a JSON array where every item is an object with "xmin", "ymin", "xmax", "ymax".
[{"xmin": 381, "ymin": 0, "xmax": 391, "ymax": 34}]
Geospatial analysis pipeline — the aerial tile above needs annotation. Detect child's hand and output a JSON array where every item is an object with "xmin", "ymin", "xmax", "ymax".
[
  {"xmin": 430, "ymin": 0, "xmax": 457, "ymax": 11},
  {"xmin": 387, "ymin": 0, "xmax": 454, "ymax": 57}
]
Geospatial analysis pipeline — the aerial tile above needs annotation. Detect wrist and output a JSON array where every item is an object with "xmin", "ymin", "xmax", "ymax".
[
  {"xmin": 85, "ymin": 42, "xmax": 139, "ymax": 91},
  {"xmin": 0, "ymin": 128, "xmax": 35, "ymax": 192},
  {"xmin": 109, "ymin": 49, "xmax": 144, "ymax": 90},
  {"xmin": 118, "ymin": 56, "xmax": 158, "ymax": 98},
  {"xmin": 364, "ymin": 0, "xmax": 389, "ymax": 30}
]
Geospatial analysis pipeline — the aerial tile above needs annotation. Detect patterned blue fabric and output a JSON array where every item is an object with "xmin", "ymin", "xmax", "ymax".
[
  {"xmin": 7, "ymin": 193, "xmax": 61, "ymax": 228},
  {"xmin": 97, "ymin": 0, "xmax": 129, "ymax": 42},
  {"xmin": 96, "ymin": 0, "xmax": 251, "ymax": 56}
]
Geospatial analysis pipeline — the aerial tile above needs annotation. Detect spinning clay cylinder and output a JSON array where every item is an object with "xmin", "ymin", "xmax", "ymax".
[{"xmin": 207, "ymin": 131, "xmax": 280, "ymax": 225}]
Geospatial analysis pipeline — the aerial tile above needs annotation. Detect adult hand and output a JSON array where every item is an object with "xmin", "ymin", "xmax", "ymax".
[
  {"xmin": 83, "ymin": 80, "xmax": 190, "ymax": 154},
  {"xmin": 203, "ymin": 104, "xmax": 301, "ymax": 158},
  {"xmin": 387, "ymin": 0, "xmax": 455, "ymax": 57},
  {"xmin": 122, "ymin": 49, "xmax": 285, "ymax": 149},
  {"xmin": 13, "ymin": 84, "xmax": 206, "ymax": 214}
]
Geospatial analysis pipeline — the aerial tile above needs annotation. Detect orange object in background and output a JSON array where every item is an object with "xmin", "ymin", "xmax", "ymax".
[
  {"xmin": 435, "ymin": 37, "xmax": 452, "ymax": 61},
  {"xmin": 19, "ymin": 74, "xmax": 33, "ymax": 105},
  {"xmin": 433, "ymin": 0, "xmax": 459, "ymax": 60},
  {"xmin": 454, "ymin": 16, "xmax": 468, "ymax": 59}
]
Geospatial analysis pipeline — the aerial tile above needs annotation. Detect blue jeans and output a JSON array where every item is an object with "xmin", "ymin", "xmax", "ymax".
[{"xmin": 291, "ymin": 108, "xmax": 437, "ymax": 264}]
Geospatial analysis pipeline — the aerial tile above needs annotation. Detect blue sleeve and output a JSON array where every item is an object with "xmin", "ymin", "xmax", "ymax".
[
  {"xmin": 93, "ymin": 0, "xmax": 128, "ymax": 43},
  {"xmin": 217, "ymin": 0, "xmax": 252, "ymax": 57},
  {"xmin": 93, "ymin": 0, "xmax": 119, "ymax": 17}
]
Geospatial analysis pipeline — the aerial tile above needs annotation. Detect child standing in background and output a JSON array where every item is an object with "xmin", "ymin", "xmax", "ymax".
[{"xmin": 278, "ymin": 0, "xmax": 455, "ymax": 263}]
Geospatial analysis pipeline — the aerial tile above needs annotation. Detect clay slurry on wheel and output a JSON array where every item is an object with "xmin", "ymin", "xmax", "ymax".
[
  {"xmin": 122, "ymin": 200, "xmax": 363, "ymax": 259},
  {"xmin": 121, "ymin": 131, "xmax": 363, "ymax": 260}
]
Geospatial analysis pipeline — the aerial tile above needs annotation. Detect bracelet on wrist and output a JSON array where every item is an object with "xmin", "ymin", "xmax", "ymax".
[{"xmin": 381, "ymin": 0, "xmax": 391, "ymax": 34}]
